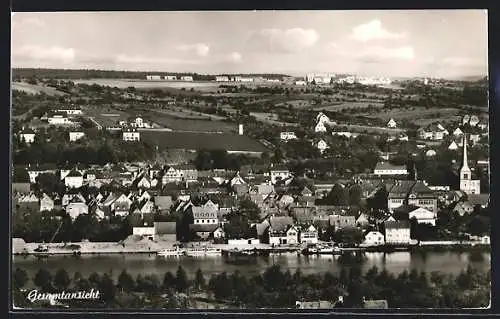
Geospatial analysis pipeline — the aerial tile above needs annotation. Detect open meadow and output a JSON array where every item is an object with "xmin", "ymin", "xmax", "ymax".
[{"xmin": 12, "ymin": 82, "xmax": 67, "ymax": 96}]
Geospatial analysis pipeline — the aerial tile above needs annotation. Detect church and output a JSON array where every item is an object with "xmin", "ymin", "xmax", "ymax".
[{"xmin": 460, "ymin": 134, "xmax": 481, "ymax": 195}]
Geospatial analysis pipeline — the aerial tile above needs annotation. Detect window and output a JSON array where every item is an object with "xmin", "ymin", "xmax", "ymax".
[{"xmin": 463, "ymin": 174, "xmax": 468, "ymax": 179}]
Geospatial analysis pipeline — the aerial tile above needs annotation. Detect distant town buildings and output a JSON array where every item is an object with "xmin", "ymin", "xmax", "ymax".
[
  {"xmin": 146, "ymin": 75, "xmax": 162, "ymax": 80},
  {"xmin": 181, "ymin": 76, "xmax": 194, "ymax": 82},
  {"xmin": 215, "ymin": 76, "xmax": 230, "ymax": 82}
]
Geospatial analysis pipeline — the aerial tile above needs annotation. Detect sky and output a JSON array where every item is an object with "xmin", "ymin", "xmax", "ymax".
[{"xmin": 11, "ymin": 10, "xmax": 488, "ymax": 78}]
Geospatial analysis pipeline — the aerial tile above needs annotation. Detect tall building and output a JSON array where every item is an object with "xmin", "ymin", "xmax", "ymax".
[{"xmin": 460, "ymin": 134, "xmax": 481, "ymax": 194}]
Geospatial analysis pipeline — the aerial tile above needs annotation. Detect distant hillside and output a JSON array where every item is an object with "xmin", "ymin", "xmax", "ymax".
[{"xmin": 12, "ymin": 68, "xmax": 290, "ymax": 81}]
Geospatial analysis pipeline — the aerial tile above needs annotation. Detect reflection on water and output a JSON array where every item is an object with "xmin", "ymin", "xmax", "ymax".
[{"xmin": 13, "ymin": 251, "xmax": 490, "ymax": 285}]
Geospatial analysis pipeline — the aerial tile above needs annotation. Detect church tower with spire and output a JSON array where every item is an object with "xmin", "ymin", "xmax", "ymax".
[{"xmin": 459, "ymin": 134, "xmax": 480, "ymax": 194}]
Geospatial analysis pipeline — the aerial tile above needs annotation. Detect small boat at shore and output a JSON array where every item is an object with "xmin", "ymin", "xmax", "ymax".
[
  {"xmin": 158, "ymin": 247, "xmax": 186, "ymax": 257},
  {"xmin": 185, "ymin": 247, "xmax": 222, "ymax": 257},
  {"xmin": 302, "ymin": 244, "xmax": 341, "ymax": 255}
]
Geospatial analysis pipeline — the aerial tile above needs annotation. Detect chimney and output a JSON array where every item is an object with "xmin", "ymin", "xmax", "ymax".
[{"xmin": 238, "ymin": 124, "xmax": 244, "ymax": 135}]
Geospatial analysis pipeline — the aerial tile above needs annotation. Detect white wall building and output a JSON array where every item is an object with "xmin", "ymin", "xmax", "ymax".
[
  {"xmin": 181, "ymin": 76, "xmax": 193, "ymax": 81},
  {"xmin": 69, "ymin": 131, "xmax": 85, "ymax": 142},
  {"xmin": 280, "ymin": 132, "xmax": 297, "ymax": 141},
  {"xmin": 123, "ymin": 129, "xmax": 140, "ymax": 142},
  {"xmin": 48, "ymin": 115, "xmax": 72, "ymax": 125},
  {"xmin": 387, "ymin": 118, "xmax": 397, "ymax": 128},
  {"xmin": 362, "ymin": 231, "xmax": 385, "ymax": 247},
  {"xmin": 315, "ymin": 139, "xmax": 329, "ymax": 154}
]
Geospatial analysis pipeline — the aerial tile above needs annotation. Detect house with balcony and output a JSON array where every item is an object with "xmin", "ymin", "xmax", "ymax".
[{"xmin": 299, "ymin": 224, "xmax": 318, "ymax": 244}]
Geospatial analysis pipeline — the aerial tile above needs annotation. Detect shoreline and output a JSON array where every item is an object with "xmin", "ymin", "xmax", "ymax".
[{"xmin": 12, "ymin": 241, "xmax": 491, "ymax": 257}]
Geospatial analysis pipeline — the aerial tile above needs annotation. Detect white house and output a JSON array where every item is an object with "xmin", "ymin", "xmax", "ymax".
[
  {"xmin": 448, "ymin": 141, "xmax": 459, "ymax": 150},
  {"xmin": 270, "ymin": 225, "xmax": 299, "ymax": 246},
  {"xmin": 316, "ymin": 112, "xmax": 330, "ymax": 124},
  {"xmin": 387, "ymin": 118, "xmax": 397, "ymax": 128},
  {"xmin": 314, "ymin": 121, "xmax": 327, "ymax": 133},
  {"xmin": 56, "ymin": 107, "xmax": 83, "ymax": 116},
  {"xmin": 164, "ymin": 75, "xmax": 177, "ymax": 81},
  {"xmin": 64, "ymin": 170, "xmax": 84, "ymax": 188},
  {"xmin": 19, "ymin": 128, "xmax": 36, "ymax": 144},
  {"xmin": 469, "ymin": 115, "xmax": 480, "ymax": 127},
  {"xmin": 408, "ymin": 207, "xmax": 437, "ymax": 226},
  {"xmin": 280, "ymin": 132, "xmax": 297, "ymax": 141},
  {"xmin": 69, "ymin": 131, "xmax": 85, "ymax": 142},
  {"xmin": 192, "ymin": 207, "xmax": 219, "ymax": 225},
  {"xmin": 362, "ymin": 231, "xmax": 385, "ymax": 247},
  {"xmin": 299, "ymin": 225, "xmax": 318, "ymax": 244},
  {"xmin": 384, "ymin": 221, "xmax": 411, "ymax": 245},
  {"xmin": 215, "ymin": 76, "xmax": 229, "ymax": 82},
  {"xmin": 315, "ymin": 139, "xmax": 329, "ymax": 154},
  {"xmin": 48, "ymin": 115, "xmax": 72, "ymax": 125},
  {"xmin": 66, "ymin": 200, "xmax": 89, "ymax": 220},
  {"xmin": 181, "ymin": 76, "xmax": 194, "ymax": 81},
  {"xmin": 295, "ymin": 80, "xmax": 307, "ymax": 86},
  {"xmin": 453, "ymin": 127, "xmax": 464, "ymax": 136},
  {"xmin": 425, "ymin": 149, "xmax": 437, "ymax": 157},
  {"xmin": 270, "ymin": 168, "xmax": 292, "ymax": 185},
  {"xmin": 123, "ymin": 129, "xmax": 140, "ymax": 142},
  {"xmin": 39, "ymin": 193, "xmax": 55, "ymax": 212}
]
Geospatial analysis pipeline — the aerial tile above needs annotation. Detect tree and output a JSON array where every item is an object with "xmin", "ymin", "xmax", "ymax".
[
  {"xmin": 117, "ymin": 269, "xmax": 135, "ymax": 292},
  {"xmin": 34, "ymin": 268, "xmax": 53, "ymax": 291},
  {"xmin": 224, "ymin": 212, "xmax": 251, "ymax": 239},
  {"xmin": 325, "ymin": 184, "xmax": 349, "ymax": 206},
  {"xmin": 194, "ymin": 269, "xmax": 205, "ymax": 290},
  {"xmin": 239, "ymin": 198, "xmax": 261, "ymax": 222},
  {"xmin": 35, "ymin": 173, "xmax": 66, "ymax": 195},
  {"xmin": 334, "ymin": 227, "xmax": 365, "ymax": 246},
  {"xmin": 175, "ymin": 266, "xmax": 189, "ymax": 292},
  {"xmin": 53, "ymin": 268, "xmax": 71, "ymax": 290},
  {"xmin": 13, "ymin": 268, "xmax": 28, "ymax": 289},
  {"xmin": 162, "ymin": 271, "xmax": 176, "ymax": 290},
  {"xmin": 98, "ymin": 273, "xmax": 116, "ymax": 304},
  {"xmin": 348, "ymin": 184, "xmax": 362, "ymax": 206}
]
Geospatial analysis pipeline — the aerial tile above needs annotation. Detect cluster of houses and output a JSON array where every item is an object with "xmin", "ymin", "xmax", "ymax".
[
  {"xmin": 12, "ymin": 153, "xmax": 489, "ymax": 246},
  {"xmin": 18, "ymin": 127, "xmax": 86, "ymax": 144},
  {"xmin": 146, "ymin": 75, "xmax": 193, "ymax": 81}
]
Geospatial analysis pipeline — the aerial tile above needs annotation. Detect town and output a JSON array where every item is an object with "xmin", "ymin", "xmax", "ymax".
[{"xmin": 12, "ymin": 70, "xmax": 490, "ymax": 259}]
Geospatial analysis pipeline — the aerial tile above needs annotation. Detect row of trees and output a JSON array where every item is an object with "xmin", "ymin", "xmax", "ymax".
[{"xmin": 13, "ymin": 264, "xmax": 490, "ymax": 309}]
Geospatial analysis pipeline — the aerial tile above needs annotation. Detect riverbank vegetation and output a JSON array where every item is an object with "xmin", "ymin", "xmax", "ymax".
[{"xmin": 12, "ymin": 264, "xmax": 490, "ymax": 309}]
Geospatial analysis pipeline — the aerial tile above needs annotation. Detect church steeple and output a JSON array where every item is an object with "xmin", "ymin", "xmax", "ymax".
[{"xmin": 460, "ymin": 133, "xmax": 471, "ymax": 180}]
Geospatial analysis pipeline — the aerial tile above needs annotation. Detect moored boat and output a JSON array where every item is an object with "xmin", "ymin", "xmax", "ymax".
[{"xmin": 158, "ymin": 247, "xmax": 185, "ymax": 257}]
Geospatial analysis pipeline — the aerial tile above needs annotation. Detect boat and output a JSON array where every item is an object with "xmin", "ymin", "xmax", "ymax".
[
  {"xmin": 158, "ymin": 247, "xmax": 186, "ymax": 257},
  {"xmin": 185, "ymin": 246, "xmax": 222, "ymax": 257},
  {"xmin": 34, "ymin": 244, "xmax": 49, "ymax": 253}
]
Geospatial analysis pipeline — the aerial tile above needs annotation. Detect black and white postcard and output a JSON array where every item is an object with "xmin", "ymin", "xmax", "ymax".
[{"xmin": 10, "ymin": 10, "xmax": 490, "ymax": 310}]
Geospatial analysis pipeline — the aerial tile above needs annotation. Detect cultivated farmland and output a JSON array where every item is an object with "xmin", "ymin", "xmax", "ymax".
[{"xmin": 140, "ymin": 130, "xmax": 268, "ymax": 153}]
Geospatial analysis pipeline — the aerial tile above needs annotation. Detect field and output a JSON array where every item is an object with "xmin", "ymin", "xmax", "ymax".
[
  {"xmin": 83, "ymin": 106, "xmax": 132, "ymax": 128},
  {"xmin": 12, "ymin": 82, "xmax": 67, "ymax": 96},
  {"xmin": 140, "ymin": 130, "xmax": 268, "ymax": 153},
  {"xmin": 150, "ymin": 111, "xmax": 236, "ymax": 133},
  {"xmin": 250, "ymin": 112, "xmax": 299, "ymax": 127},
  {"xmin": 72, "ymin": 79, "xmax": 221, "ymax": 92},
  {"xmin": 338, "ymin": 124, "xmax": 403, "ymax": 136},
  {"xmin": 313, "ymin": 101, "xmax": 384, "ymax": 112},
  {"xmin": 360, "ymin": 107, "xmax": 463, "ymax": 126},
  {"xmin": 153, "ymin": 108, "xmax": 226, "ymax": 121}
]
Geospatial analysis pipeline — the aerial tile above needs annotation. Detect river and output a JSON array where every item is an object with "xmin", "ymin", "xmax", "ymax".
[{"xmin": 13, "ymin": 251, "xmax": 490, "ymax": 285}]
